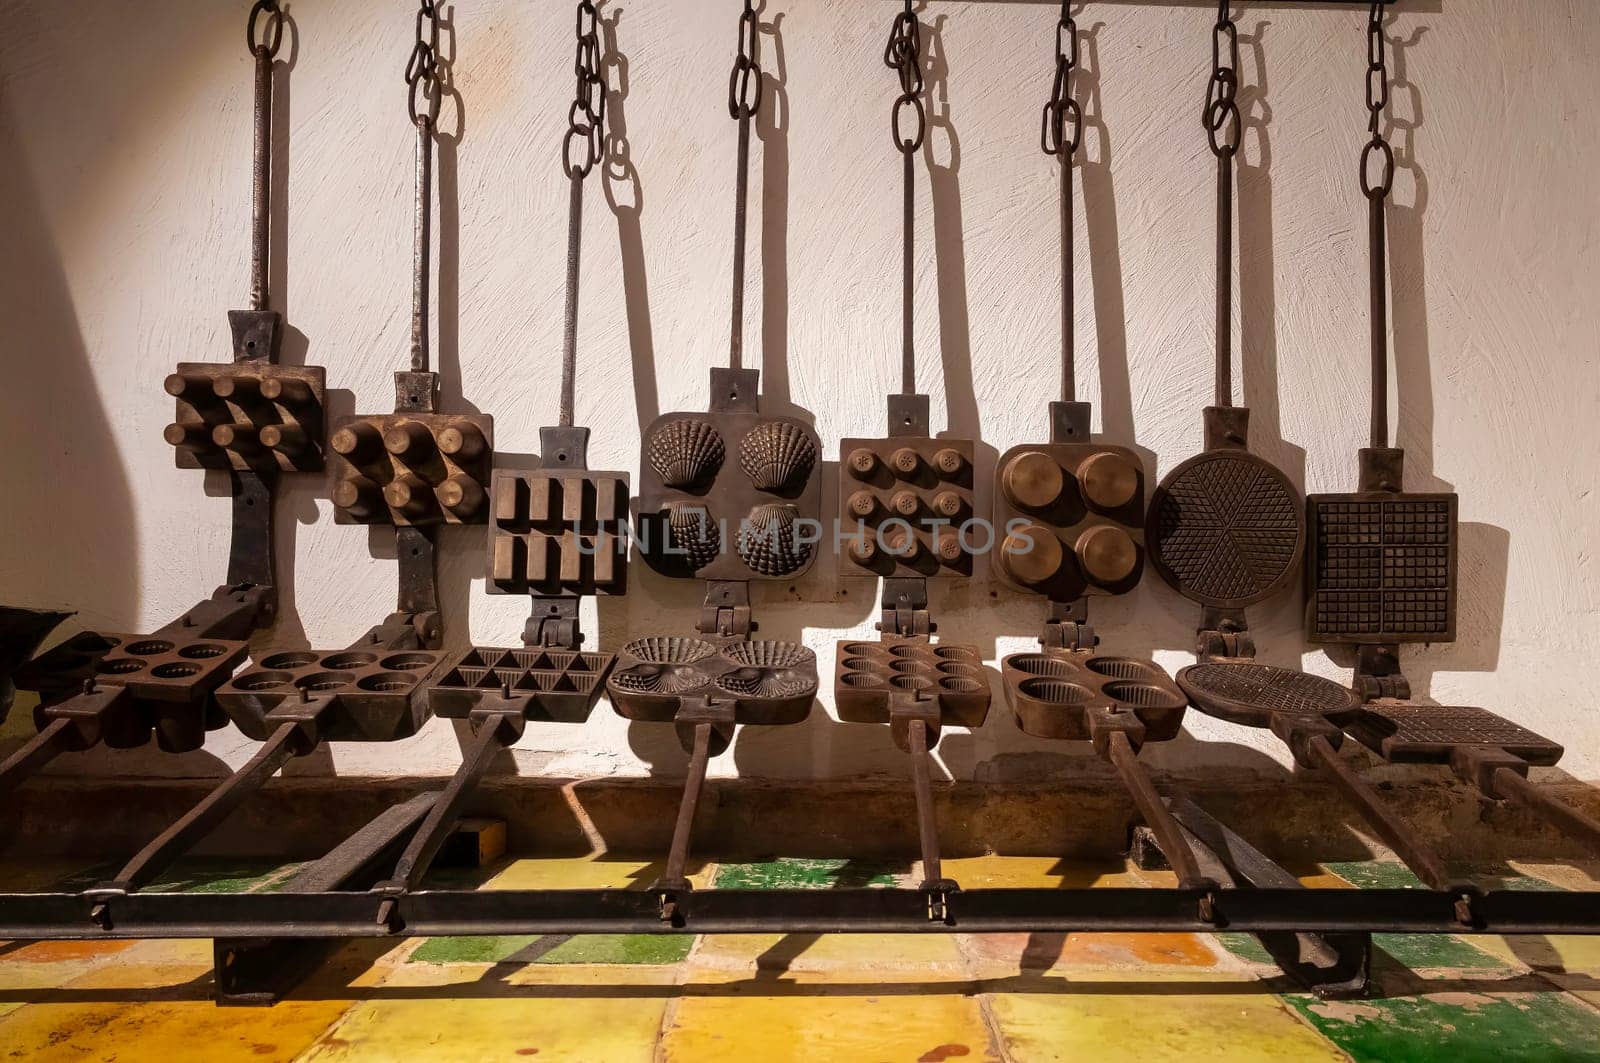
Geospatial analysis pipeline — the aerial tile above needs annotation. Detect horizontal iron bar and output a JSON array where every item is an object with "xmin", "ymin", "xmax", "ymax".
[{"xmin": 1, "ymin": 886, "xmax": 1595, "ymax": 941}]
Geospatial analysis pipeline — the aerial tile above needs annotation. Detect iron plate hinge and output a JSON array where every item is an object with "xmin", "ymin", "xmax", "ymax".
[
  {"xmin": 697, "ymin": 582, "xmax": 754, "ymax": 639},
  {"xmin": 524, "ymin": 597, "xmax": 583, "ymax": 650},
  {"xmin": 1353, "ymin": 644, "xmax": 1412, "ymax": 702},
  {"xmin": 1197, "ymin": 607, "xmax": 1254, "ymax": 661},
  {"xmin": 878, "ymin": 578, "xmax": 933, "ymax": 639},
  {"xmin": 1041, "ymin": 598, "xmax": 1098, "ymax": 651}
]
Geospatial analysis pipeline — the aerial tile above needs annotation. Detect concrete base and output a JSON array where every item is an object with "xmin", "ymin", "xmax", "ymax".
[{"xmin": 4, "ymin": 766, "xmax": 1598, "ymax": 868}]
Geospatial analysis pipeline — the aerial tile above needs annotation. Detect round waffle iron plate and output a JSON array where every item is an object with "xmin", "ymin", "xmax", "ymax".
[
  {"xmin": 1147, "ymin": 450, "xmax": 1305, "ymax": 608},
  {"xmin": 1176, "ymin": 661, "xmax": 1360, "ymax": 730}
]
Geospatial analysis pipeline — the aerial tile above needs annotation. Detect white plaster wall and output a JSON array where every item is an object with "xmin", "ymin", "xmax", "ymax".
[{"xmin": 0, "ymin": 0, "xmax": 1595, "ymax": 783}]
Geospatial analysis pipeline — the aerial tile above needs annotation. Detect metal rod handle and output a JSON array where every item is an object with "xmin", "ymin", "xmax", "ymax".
[
  {"xmin": 1214, "ymin": 152, "xmax": 1233, "ymax": 407},
  {"xmin": 1106, "ymin": 731, "xmax": 1208, "ymax": 890},
  {"xmin": 1493, "ymin": 767, "xmax": 1600, "ymax": 858},
  {"xmin": 664, "ymin": 722, "xmax": 715, "ymax": 886},
  {"xmin": 0, "ymin": 718, "xmax": 77, "ymax": 797},
  {"xmin": 110, "ymin": 721, "xmax": 303, "ymax": 894},
  {"xmin": 560, "ymin": 174, "xmax": 583, "ymax": 427},
  {"xmin": 410, "ymin": 118, "xmax": 434, "ymax": 374},
  {"xmin": 389, "ymin": 719, "xmax": 513, "ymax": 892},
  {"xmin": 729, "ymin": 111, "xmax": 753, "ymax": 371},
  {"xmin": 250, "ymin": 49, "xmax": 273, "ymax": 311},
  {"xmin": 1307, "ymin": 734, "xmax": 1451, "ymax": 892},
  {"xmin": 908, "ymin": 719, "xmax": 943, "ymax": 885},
  {"xmin": 1368, "ymin": 190, "xmax": 1389, "ymax": 448}
]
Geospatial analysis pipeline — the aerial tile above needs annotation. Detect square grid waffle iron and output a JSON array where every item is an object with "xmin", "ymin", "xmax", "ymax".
[
  {"xmin": 70, "ymin": 54, "xmax": 492, "ymax": 928},
  {"xmin": 3, "ymin": 19, "xmax": 326, "ymax": 799}
]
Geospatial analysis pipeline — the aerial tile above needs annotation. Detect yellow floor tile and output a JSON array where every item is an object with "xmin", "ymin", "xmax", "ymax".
[
  {"xmin": 0, "ymin": 938, "xmax": 139, "ymax": 964},
  {"xmin": 941, "ymin": 855, "xmax": 1141, "ymax": 889},
  {"xmin": 989, "ymin": 976, "xmax": 1346, "ymax": 1062},
  {"xmin": 661, "ymin": 983, "xmax": 999, "ymax": 1062},
  {"xmin": 483, "ymin": 855, "xmax": 713, "ymax": 892},
  {"xmin": 0, "ymin": 963, "xmax": 350, "ymax": 1063},
  {"xmin": 0, "ymin": 961, "xmax": 101, "ymax": 1021},
  {"xmin": 1507, "ymin": 861, "xmax": 1600, "ymax": 891},
  {"xmin": 691, "ymin": 931, "xmax": 968, "ymax": 975},
  {"xmin": 301, "ymin": 993, "xmax": 668, "ymax": 1063},
  {"xmin": 962, "ymin": 929, "xmax": 1225, "ymax": 973},
  {"xmin": 1471, "ymin": 933, "xmax": 1600, "ymax": 974}
]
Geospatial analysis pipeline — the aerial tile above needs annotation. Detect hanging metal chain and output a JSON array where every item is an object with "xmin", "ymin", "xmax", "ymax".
[
  {"xmin": 246, "ymin": 0, "xmax": 283, "ymax": 313},
  {"xmin": 727, "ymin": 0, "xmax": 762, "ymax": 371},
  {"xmin": 406, "ymin": 0, "xmax": 441, "ymax": 373},
  {"xmin": 1042, "ymin": 3, "xmax": 1081, "ymax": 403},
  {"xmin": 885, "ymin": 1, "xmax": 923, "ymax": 396},
  {"xmin": 1206, "ymin": 0, "xmax": 1240, "ymax": 408},
  {"xmin": 560, "ymin": 0, "xmax": 606, "ymax": 427},
  {"xmin": 1363, "ymin": 1, "xmax": 1394, "ymax": 450}
]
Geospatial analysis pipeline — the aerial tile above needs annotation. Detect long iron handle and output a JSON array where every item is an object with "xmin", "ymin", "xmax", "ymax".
[
  {"xmin": 1105, "ymin": 730, "xmax": 1208, "ymax": 890},
  {"xmin": 907, "ymin": 719, "xmax": 944, "ymax": 886},
  {"xmin": 1306, "ymin": 733, "xmax": 1451, "ymax": 891},
  {"xmin": 388, "ymin": 719, "xmax": 513, "ymax": 892},
  {"xmin": 109, "ymin": 721, "xmax": 303, "ymax": 894},
  {"xmin": 0, "ymin": 719, "xmax": 77, "ymax": 797},
  {"xmin": 1493, "ymin": 767, "xmax": 1600, "ymax": 857},
  {"xmin": 663, "ymin": 721, "xmax": 715, "ymax": 887}
]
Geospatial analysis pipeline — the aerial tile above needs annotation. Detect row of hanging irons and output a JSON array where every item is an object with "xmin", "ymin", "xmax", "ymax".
[{"xmin": 1, "ymin": 0, "xmax": 1595, "ymax": 930}]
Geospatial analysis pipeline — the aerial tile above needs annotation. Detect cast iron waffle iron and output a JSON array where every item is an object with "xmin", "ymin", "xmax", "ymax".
[
  {"xmin": 614, "ymin": 11, "xmax": 819, "ymax": 923},
  {"xmin": 71, "ymin": 20, "xmax": 491, "ymax": 929},
  {"xmin": 1304, "ymin": 14, "xmax": 1600, "ymax": 858},
  {"xmin": 1164, "ymin": 5, "xmax": 1475, "ymax": 923},
  {"xmin": 1, "ymin": 8, "xmax": 326, "ymax": 798},
  {"xmin": 828, "ymin": 8, "xmax": 991, "ymax": 917}
]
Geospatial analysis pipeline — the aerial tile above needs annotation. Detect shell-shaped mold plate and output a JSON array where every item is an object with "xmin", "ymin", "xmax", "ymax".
[
  {"xmin": 739, "ymin": 422, "xmax": 819, "ymax": 492},
  {"xmin": 736, "ymin": 503, "xmax": 813, "ymax": 576},
  {"xmin": 648, "ymin": 420, "xmax": 725, "ymax": 489}
]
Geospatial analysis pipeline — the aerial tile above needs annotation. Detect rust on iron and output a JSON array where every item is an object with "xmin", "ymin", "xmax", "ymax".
[
  {"xmin": 215, "ymin": 648, "xmax": 447, "ymax": 743},
  {"xmin": 840, "ymin": 435, "xmax": 977, "ymax": 578},
  {"xmin": 488, "ymin": 470, "xmax": 628, "ymax": 596},
  {"xmin": 430, "ymin": 647, "xmax": 615, "ymax": 724},
  {"xmin": 609, "ymin": 637, "xmax": 816, "ymax": 728},
  {"xmin": 1003, "ymin": 651, "xmax": 1186, "ymax": 746},
  {"xmin": 330, "ymin": 412, "xmax": 494, "ymax": 527},
  {"xmin": 833, "ymin": 638, "xmax": 991, "ymax": 737}
]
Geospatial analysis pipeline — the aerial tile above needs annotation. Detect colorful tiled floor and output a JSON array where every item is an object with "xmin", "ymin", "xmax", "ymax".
[{"xmin": 2, "ymin": 854, "xmax": 1600, "ymax": 1061}]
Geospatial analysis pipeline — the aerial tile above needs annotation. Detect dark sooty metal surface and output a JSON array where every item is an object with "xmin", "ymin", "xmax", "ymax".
[
  {"xmin": 1306, "ymin": 493, "xmax": 1457, "ymax": 644},
  {"xmin": 1346, "ymin": 703, "xmax": 1563, "ymax": 766},
  {"xmin": 1177, "ymin": 662, "xmax": 1358, "ymax": 729},
  {"xmin": 1148, "ymin": 451, "xmax": 1305, "ymax": 608}
]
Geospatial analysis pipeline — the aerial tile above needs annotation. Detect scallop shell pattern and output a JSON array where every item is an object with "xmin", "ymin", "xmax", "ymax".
[
  {"xmin": 620, "ymin": 637, "xmax": 718, "ymax": 665},
  {"xmin": 739, "ymin": 422, "xmax": 818, "ymax": 491},
  {"xmin": 611, "ymin": 665, "xmax": 707, "ymax": 694},
  {"xmin": 648, "ymin": 420, "xmax": 725, "ymax": 488},
  {"xmin": 666, "ymin": 502, "xmax": 721, "ymax": 570},
  {"xmin": 721, "ymin": 640, "xmax": 816, "ymax": 669},
  {"xmin": 736, "ymin": 504, "xmax": 813, "ymax": 576},
  {"xmin": 715, "ymin": 668, "xmax": 814, "ymax": 698}
]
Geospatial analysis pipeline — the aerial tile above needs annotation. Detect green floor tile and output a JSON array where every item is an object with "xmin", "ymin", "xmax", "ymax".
[
  {"xmin": 1325, "ymin": 861, "xmax": 1507, "ymax": 970},
  {"xmin": 410, "ymin": 933, "xmax": 692, "ymax": 966},
  {"xmin": 1287, "ymin": 990, "xmax": 1600, "ymax": 1062},
  {"xmin": 145, "ymin": 859, "xmax": 291, "ymax": 894},
  {"xmin": 714, "ymin": 858, "xmax": 901, "ymax": 890}
]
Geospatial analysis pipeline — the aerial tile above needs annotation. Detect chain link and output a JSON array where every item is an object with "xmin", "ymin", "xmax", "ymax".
[
  {"xmin": 728, "ymin": 0, "xmax": 763, "ymax": 119},
  {"xmin": 1205, "ymin": 0, "xmax": 1241, "ymax": 158},
  {"xmin": 1041, "ymin": 4, "xmax": 1081, "ymax": 157},
  {"xmin": 247, "ymin": 0, "xmax": 283, "ymax": 60},
  {"xmin": 885, "ymin": 2, "xmax": 925, "ymax": 153},
  {"xmin": 406, "ymin": 0, "xmax": 441, "ymax": 126},
  {"xmin": 562, "ymin": 0, "xmax": 606, "ymax": 178},
  {"xmin": 1361, "ymin": 2, "xmax": 1395, "ymax": 198}
]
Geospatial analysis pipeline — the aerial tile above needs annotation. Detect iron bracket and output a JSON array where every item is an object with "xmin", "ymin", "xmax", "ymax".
[
  {"xmin": 708, "ymin": 367, "xmax": 760, "ymax": 414},
  {"xmin": 878, "ymin": 578, "xmax": 933, "ymax": 638},
  {"xmin": 1196, "ymin": 606, "xmax": 1254, "ymax": 661},
  {"xmin": 1048, "ymin": 400, "xmax": 1093, "ymax": 444},
  {"xmin": 697, "ymin": 581, "xmax": 754, "ymax": 639},
  {"xmin": 1041, "ymin": 598, "xmax": 1098, "ymax": 651},
  {"xmin": 227, "ymin": 308, "xmax": 281, "ymax": 364},
  {"xmin": 1352, "ymin": 644, "xmax": 1412, "ymax": 702},
  {"xmin": 394, "ymin": 526, "xmax": 440, "ymax": 648},
  {"xmin": 393, "ymin": 370, "xmax": 439, "ymax": 414},
  {"xmin": 886, "ymin": 393, "xmax": 931, "ymax": 438},
  {"xmin": 524, "ymin": 597, "xmax": 583, "ymax": 650}
]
